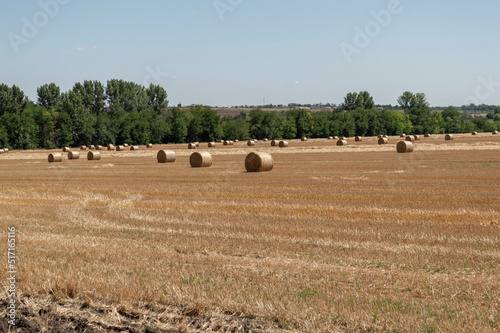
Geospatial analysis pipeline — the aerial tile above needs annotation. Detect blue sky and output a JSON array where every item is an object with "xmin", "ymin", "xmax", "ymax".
[{"xmin": 1, "ymin": 0, "xmax": 499, "ymax": 107}]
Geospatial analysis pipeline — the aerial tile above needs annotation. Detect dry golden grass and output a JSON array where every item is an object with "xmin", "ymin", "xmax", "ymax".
[{"xmin": 0, "ymin": 134, "xmax": 499, "ymax": 332}]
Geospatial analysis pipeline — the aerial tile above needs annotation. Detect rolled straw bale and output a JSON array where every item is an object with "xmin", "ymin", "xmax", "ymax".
[
  {"xmin": 116, "ymin": 145, "xmax": 125, "ymax": 151},
  {"xmin": 107, "ymin": 144, "xmax": 115, "ymax": 150},
  {"xmin": 190, "ymin": 151, "xmax": 212, "ymax": 167},
  {"xmin": 378, "ymin": 135, "xmax": 383, "ymax": 139},
  {"xmin": 220, "ymin": 140, "xmax": 224, "ymax": 143},
  {"xmin": 89, "ymin": 145, "xmax": 95, "ymax": 150},
  {"xmin": 234, "ymin": 140, "xmax": 239, "ymax": 143},
  {"xmin": 263, "ymin": 138, "xmax": 269, "ymax": 142},
  {"xmin": 96, "ymin": 145, "xmax": 103, "ymax": 150},
  {"xmin": 413, "ymin": 135, "xmax": 420, "ymax": 141},
  {"xmin": 397, "ymin": 141, "xmax": 414, "ymax": 153},
  {"xmin": 80, "ymin": 145, "xmax": 87, "ymax": 150},
  {"xmin": 333, "ymin": 136, "xmax": 339, "ymax": 139},
  {"xmin": 472, "ymin": 131, "xmax": 477, "ymax": 135},
  {"xmin": 355, "ymin": 136, "xmax": 362, "ymax": 142},
  {"xmin": 123, "ymin": 143, "xmax": 129, "ymax": 147},
  {"xmin": 62, "ymin": 147, "xmax": 70, "ymax": 152},
  {"xmin": 188, "ymin": 143, "xmax": 197, "ymax": 149},
  {"xmin": 223, "ymin": 140, "xmax": 229, "ymax": 146},
  {"xmin": 68, "ymin": 151, "xmax": 80, "ymax": 160},
  {"xmin": 48, "ymin": 153, "xmax": 62, "ymax": 163},
  {"xmin": 87, "ymin": 151, "xmax": 101, "ymax": 160},
  {"xmin": 228, "ymin": 140, "xmax": 234, "ymax": 145},
  {"xmin": 445, "ymin": 134, "xmax": 454, "ymax": 140},
  {"xmin": 492, "ymin": 131, "xmax": 498, "ymax": 135},
  {"xmin": 378, "ymin": 137, "xmax": 389, "ymax": 145},
  {"xmin": 194, "ymin": 142, "xmax": 200, "ymax": 147},
  {"xmin": 245, "ymin": 152, "xmax": 273, "ymax": 172},
  {"xmin": 400, "ymin": 133, "xmax": 406, "ymax": 137},
  {"xmin": 424, "ymin": 133, "xmax": 431, "ymax": 137},
  {"xmin": 301, "ymin": 137, "xmax": 307, "ymax": 141},
  {"xmin": 208, "ymin": 142, "xmax": 216, "ymax": 147},
  {"xmin": 383, "ymin": 135, "xmax": 388, "ymax": 138},
  {"xmin": 0, "ymin": 149, "xmax": 4, "ymax": 154},
  {"xmin": 3, "ymin": 148, "xmax": 8, "ymax": 153},
  {"xmin": 327, "ymin": 136, "xmax": 334, "ymax": 140},
  {"xmin": 271, "ymin": 140, "xmax": 279, "ymax": 146},
  {"xmin": 405, "ymin": 136, "xmax": 415, "ymax": 142},
  {"xmin": 130, "ymin": 146, "xmax": 139, "ymax": 151},
  {"xmin": 247, "ymin": 140, "xmax": 255, "ymax": 146},
  {"xmin": 339, "ymin": 136, "xmax": 347, "ymax": 140},
  {"xmin": 337, "ymin": 139, "xmax": 347, "ymax": 146},
  {"xmin": 146, "ymin": 143, "xmax": 153, "ymax": 148},
  {"xmin": 279, "ymin": 140, "xmax": 288, "ymax": 148},
  {"xmin": 157, "ymin": 150, "xmax": 175, "ymax": 163}
]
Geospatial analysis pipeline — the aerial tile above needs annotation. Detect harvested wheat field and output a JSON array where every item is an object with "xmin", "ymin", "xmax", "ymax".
[{"xmin": 0, "ymin": 135, "xmax": 499, "ymax": 332}]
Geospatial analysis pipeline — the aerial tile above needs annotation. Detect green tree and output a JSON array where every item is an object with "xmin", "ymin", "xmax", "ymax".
[
  {"xmin": 146, "ymin": 84, "xmax": 168, "ymax": 114},
  {"xmin": 0, "ymin": 84, "xmax": 28, "ymax": 115},
  {"xmin": 37, "ymin": 83, "xmax": 61, "ymax": 110}
]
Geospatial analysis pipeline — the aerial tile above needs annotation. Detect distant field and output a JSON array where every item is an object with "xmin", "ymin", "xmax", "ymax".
[{"xmin": 1, "ymin": 133, "xmax": 499, "ymax": 332}]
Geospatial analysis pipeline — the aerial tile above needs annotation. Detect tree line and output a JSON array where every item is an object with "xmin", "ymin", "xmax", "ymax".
[{"xmin": 0, "ymin": 81, "xmax": 499, "ymax": 150}]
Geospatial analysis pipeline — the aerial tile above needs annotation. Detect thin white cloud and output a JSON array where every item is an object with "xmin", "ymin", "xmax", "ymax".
[
  {"xmin": 294, "ymin": 81, "xmax": 301, "ymax": 85},
  {"xmin": 171, "ymin": 75, "xmax": 178, "ymax": 79},
  {"xmin": 75, "ymin": 46, "xmax": 99, "ymax": 52},
  {"xmin": 115, "ymin": 65, "xmax": 124, "ymax": 70}
]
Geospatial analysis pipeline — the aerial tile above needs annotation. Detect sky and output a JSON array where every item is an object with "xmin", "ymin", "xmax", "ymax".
[{"xmin": 1, "ymin": 0, "xmax": 500, "ymax": 107}]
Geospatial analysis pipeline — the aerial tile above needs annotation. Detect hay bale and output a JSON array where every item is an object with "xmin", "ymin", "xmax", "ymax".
[
  {"xmin": 220, "ymin": 140, "xmax": 224, "ymax": 143},
  {"xmin": 48, "ymin": 153, "xmax": 62, "ymax": 163},
  {"xmin": 194, "ymin": 142, "xmax": 200, "ymax": 147},
  {"xmin": 123, "ymin": 143, "xmax": 129, "ymax": 147},
  {"xmin": 279, "ymin": 140, "xmax": 288, "ymax": 148},
  {"xmin": 80, "ymin": 145, "xmax": 87, "ymax": 150},
  {"xmin": 96, "ymin": 145, "xmax": 103, "ymax": 150},
  {"xmin": 339, "ymin": 136, "xmax": 347, "ymax": 140},
  {"xmin": 397, "ymin": 141, "xmax": 414, "ymax": 153},
  {"xmin": 301, "ymin": 137, "xmax": 307, "ymax": 141},
  {"xmin": 378, "ymin": 137, "xmax": 389, "ymax": 145},
  {"xmin": 333, "ymin": 136, "xmax": 339, "ymax": 139},
  {"xmin": 223, "ymin": 140, "xmax": 229, "ymax": 146},
  {"xmin": 263, "ymin": 138, "xmax": 268, "ymax": 142},
  {"xmin": 493, "ymin": 131, "xmax": 498, "ymax": 135},
  {"xmin": 245, "ymin": 152, "xmax": 273, "ymax": 172},
  {"xmin": 400, "ymin": 133, "xmax": 406, "ymax": 137},
  {"xmin": 146, "ymin": 143, "xmax": 153, "ymax": 148},
  {"xmin": 62, "ymin": 147, "xmax": 70, "ymax": 152},
  {"xmin": 337, "ymin": 139, "xmax": 347, "ymax": 146},
  {"xmin": 87, "ymin": 151, "xmax": 101, "ymax": 160},
  {"xmin": 377, "ymin": 135, "xmax": 383, "ymax": 139},
  {"xmin": 271, "ymin": 140, "xmax": 279, "ymax": 146},
  {"xmin": 116, "ymin": 145, "xmax": 125, "ymax": 151},
  {"xmin": 234, "ymin": 140, "xmax": 239, "ymax": 143},
  {"xmin": 3, "ymin": 148, "xmax": 8, "ymax": 153},
  {"xmin": 0, "ymin": 149, "xmax": 4, "ymax": 154},
  {"xmin": 413, "ymin": 135, "xmax": 420, "ymax": 141},
  {"xmin": 107, "ymin": 144, "xmax": 115, "ymax": 151},
  {"xmin": 247, "ymin": 140, "xmax": 255, "ymax": 146},
  {"xmin": 445, "ymin": 134, "xmax": 454, "ymax": 140},
  {"xmin": 424, "ymin": 133, "xmax": 430, "ymax": 137},
  {"xmin": 188, "ymin": 143, "xmax": 197, "ymax": 149},
  {"xmin": 327, "ymin": 136, "xmax": 334, "ymax": 140},
  {"xmin": 190, "ymin": 151, "xmax": 212, "ymax": 167},
  {"xmin": 68, "ymin": 151, "xmax": 80, "ymax": 160},
  {"xmin": 208, "ymin": 142, "xmax": 216, "ymax": 147},
  {"xmin": 355, "ymin": 136, "xmax": 362, "ymax": 142},
  {"xmin": 130, "ymin": 146, "xmax": 139, "ymax": 151},
  {"xmin": 405, "ymin": 136, "xmax": 415, "ymax": 142},
  {"xmin": 472, "ymin": 131, "xmax": 477, "ymax": 135},
  {"xmin": 157, "ymin": 150, "xmax": 175, "ymax": 163},
  {"xmin": 89, "ymin": 145, "xmax": 95, "ymax": 150}
]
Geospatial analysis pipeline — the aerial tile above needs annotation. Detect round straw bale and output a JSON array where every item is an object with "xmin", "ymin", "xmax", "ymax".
[
  {"xmin": 190, "ymin": 151, "xmax": 212, "ymax": 167},
  {"xmin": 80, "ymin": 145, "xmax": 87, "ymax": 150},
  {"xmin": 48, "ymin": 153, "xmax": 62, "ymax": 163},
  {"xmin": 301, "ymin": 137, "xmax": 307, "ymax": 141},
  {"xmin": 188, "ymin": 143, "xmax": 197, "ymax": 149},
  {"xmin": 445, "ymin": 134, "xmax": 454, "ymax": 140},
  {"xmin": 424, "ymin": 133, "xmax": 431, "ymax": 137},
  {"xmin": 107, "ymin": 144, "xmax": 115, "ymax": 150},
  {"xmin": 223, "ymin": 140, "xmax": 229, "ymax": 146},
  {"xmin": 208, "ymin": 142, "xmax": 216, "ymax": 147},
  {"xmin": 3, "ymin": 148, "xmax": 8, "ymax": 153},
  {"xmin": 68, "ymin": 151, "xmax": 80, "ymax": 160},
  {"xmin": 378, "ymin": 137, "xmax": 389, "ymax": 145},
  {"xmin": 89, "ymin": 145, "xmax": 95, "ymax": 150},
  {"xmin": 62, "ymin": 147, "xmax": 70, "ymax": 152},
  {"xmin": 327, "ymin": 136, "xmax": 334, "ymax": 140},
  {"xmin": 247, "ymin": 140, "xmax": 255, "ymax": 146},
  {"xmin": 333, "ymin": 136, "xmax": 339, "ymax": 139},
  {"xmin": 146, "ymin": 143, "xmax": 153, "ymax": 148},
  {"xmin": 123, "ymin": 143, "xmax": 129, "ymax": 147},
  {"xmin": 157, "ymin": 150, "xmax": 175, "ymax": 163},
  {"xmin": 383, "ymin": 135, "xmax": 388, "ymax": 138},
  {"xmin": 413, "ymin": 135, "xmax": 420, "ymax": 141},
  {"xmin": 271, "ymin": 140, "xmax": 279, "ymax": 146},
  {"xmin": 279, "ymin": 140, "xmax": 288, "ymax": 148},
  {"xmin": 245, "ymin": 152, "xmax": 273, "ymax": 172},
  {"xmin": 397, "ymin": 141, "xmax": 414, "ymax": 153},
  {"xmin": 337, "ymin": 139, "xmax": 347, "ymax": 146},
  {"xmin": 87, "ymin": 151, "xmax": 101, "ymax": 160},
  {"xmin": 116, "ymin": 145, "xmax": 125, "ymax": 151},
  {"xmin": 0, "ymin": 149, "xmax": 4, "ymax": 154},
  {"xmin": 355, "ymin": 136, "xmax": 362, "ymax": 141},
  {"xmin": 234, "ymin": 140, "xmax": 239, "ymax": 143},
  {"xmin": 400, "ymin": 133, "xmax": 406, "ymax": 137},
  {"xmin": 130, "ymin": 146, "xmax": 139, "ymax": 151},
  {"xmin": 492, "ymin": 131, "xmax": 498, "ymax": 135},
  {"xmin": 377, "ymin": 135, "xmax": 383, "ymax": 139},
  {"xmin": 405, "ymin": 135, "xmax": 415, "ymax": 142},
  {"xmin": 229, "ymin": 140, "xmax": 234, "ymax": 145},
  {"xmin": 195, "ymin": 142, "xmax": 200, "ymax": 147},
  {"xmin": 339, "ymin": 136, "xmax": 347, "ymax": 140},
  {"xmin": 263, "ymin": 138, "xmax": 268, "ymax": 142},
  {"xmin": 472, "ymin": 131, "xmax": 477, "ymax": 135},
  {"xmin": 96, "ymin": 145, "xmax": 103, "ymax": 150},
  {"xmin": 220, "ymin": 140, "xmax": 224, "ymax": 143}
]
